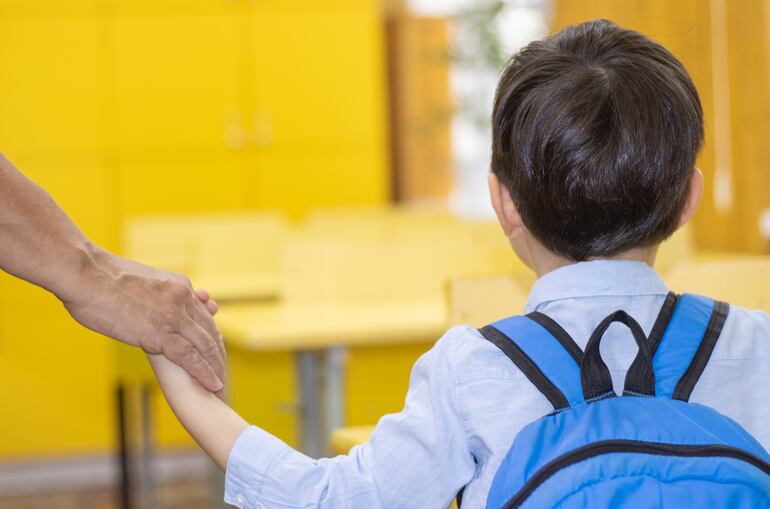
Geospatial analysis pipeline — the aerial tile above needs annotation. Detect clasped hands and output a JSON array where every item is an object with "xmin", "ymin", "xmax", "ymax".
[{"xmin": 60, "ymin": 247, "xmax": 226, "ymax": 394}]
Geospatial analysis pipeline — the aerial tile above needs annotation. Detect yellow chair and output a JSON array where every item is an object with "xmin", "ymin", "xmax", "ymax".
[
  {"xmin": 447, "ymin": 273, "xmax": 535, "ymax": 327},
  {"xmin": 655, "ymin": 224, "xmax": 695, "ymax": 275},
  {"xmin": 190, "ymin": 212, "xmax": 289, "ymax": 301},
  {"xmin": 663, "ymin": 256, "xmax": 770, "ymax": 311},
  {"xmin": 124, "ymin": 210, "xmax": 290, "ymax": 301},
  {"xmin": 300, "ymin": 205, "xmax": 459, "ymax": 242}
]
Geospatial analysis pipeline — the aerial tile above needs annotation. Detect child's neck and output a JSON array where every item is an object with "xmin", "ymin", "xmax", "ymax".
[{"xmin": 526, "ymin": 241, "xmax": 657, "ymax": 278}]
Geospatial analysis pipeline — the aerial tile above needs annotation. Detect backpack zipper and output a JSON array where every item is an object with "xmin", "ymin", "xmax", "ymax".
[{"xmin": 502, "ymin": 439, "xmax": 770, "ymax": 509}]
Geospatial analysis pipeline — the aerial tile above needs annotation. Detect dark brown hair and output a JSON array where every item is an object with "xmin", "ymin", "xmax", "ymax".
[{"xmin": 491, "ymin": 19, "xmax": 703, "ymax": 260}]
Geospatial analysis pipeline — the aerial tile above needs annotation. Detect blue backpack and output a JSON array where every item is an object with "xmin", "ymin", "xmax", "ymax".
[{"xmin": 478, "ymin": 292, "xmax": 770, "ymax": 508}]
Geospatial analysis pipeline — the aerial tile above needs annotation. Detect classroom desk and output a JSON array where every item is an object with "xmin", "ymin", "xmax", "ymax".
[
  {"xmin": 217, "ymin": 298, "xmax": 448, "ymax": 458},
  {"xmin": 331, "ymin": 425, "xmax": 375, "ymax": 454}
]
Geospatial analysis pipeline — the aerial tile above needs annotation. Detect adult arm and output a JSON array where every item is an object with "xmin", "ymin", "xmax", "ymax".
[{"xmin": 0, "ymin": 153, "xmax": 225, "ymax": 392}]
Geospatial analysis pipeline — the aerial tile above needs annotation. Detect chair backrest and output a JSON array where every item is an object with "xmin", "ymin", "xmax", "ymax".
[
  {"xmin": 281, "ymin": 236, "xmax": 524, "ymax": 307},
  {"xmin": 124, "ymin": 211, "xmax": 290, "ymax": 300},
  {"xmin": 655, "ymin": 224, "xmax": 695, "ymax": 275},
  {"xmin": 664, "ymin": 256, "xmax": 770, "ymax": 312},
  {"xmin": 123, "ymin": 213, "xmax": 200, "ymax": 274},
  {"xmin": 300, "ymin": 205, "xmax": 464, "ymax": 242},
  {"xmin": 281, "ymin": 239, "xmax": 447, "ymax": 305},
  {"xmin": 447, "ymin": 274, "xmax": 534, "ymax": 327}
]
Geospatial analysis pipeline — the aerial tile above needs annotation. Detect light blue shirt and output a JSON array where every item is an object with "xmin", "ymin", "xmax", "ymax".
[{"xmin": 224, "ymin": 260, "xmax": 770, "ymax": 508}]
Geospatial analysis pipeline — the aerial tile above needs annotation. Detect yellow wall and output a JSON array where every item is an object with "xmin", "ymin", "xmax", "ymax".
[
  {"xmin": 0, "ymin": 0, "xmax": 389, "ymax": 458},
  {"xmin": 550, "ymin": 0, "xmax": 770, "ymax": 254}
]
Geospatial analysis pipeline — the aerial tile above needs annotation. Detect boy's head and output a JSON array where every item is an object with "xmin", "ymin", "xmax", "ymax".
[{"xmin": 490, "ymin": 19, "xmax": 704, "ymax": 263}]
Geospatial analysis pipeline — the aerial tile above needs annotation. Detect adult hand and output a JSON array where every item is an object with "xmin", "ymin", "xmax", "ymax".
[
  {"xmin": 60, "ymin": 247, "xmax": 226, "ymax": 393},
  {"xmin": 0, "ymin": 153, "xmax": 225, "ymax": 392}
]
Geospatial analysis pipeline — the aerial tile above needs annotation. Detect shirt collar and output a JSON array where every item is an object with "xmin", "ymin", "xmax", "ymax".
[{"xmin": 524, "ymin": 260, "xmax": 669, "ymax": 313}]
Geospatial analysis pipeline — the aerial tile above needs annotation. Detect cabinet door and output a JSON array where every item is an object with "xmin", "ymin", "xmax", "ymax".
[
  {"xmin": 119, "ymin": 149, "xmax": 247, "ymax": 216},
  {"xmin": 251, "ymin": 0, "xmax": 377, "ymax": 13},
  {"xmin": 0, "ymin": 165, "xmax": 114, "ymax": 457},
  {"xmin": 111, "ymin": 9, "xmax": 242, "ymax": 152},
  {"xmin": 253, "ymin": 145, "xmax": 388, "ymax": 216},
  {"xmin": 0, "ymin": 13, "xmax": 107, "ymax": 156},
  {"xmin": 0, "ymin": 0, "xmax": 98, "ymax": 17},
  {"xmin": 251, "ymin": 10, "xmax": 388, "ymax": 148}
]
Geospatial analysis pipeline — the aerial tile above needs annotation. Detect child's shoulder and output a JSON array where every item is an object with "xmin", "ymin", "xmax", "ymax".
[
  {"xmin": 712, "ymin": 302, "xmax": 770, "ymax": 359},
  {"xmin": 433, "ymin": 324, "xmax": 538, "ymax": 384}
]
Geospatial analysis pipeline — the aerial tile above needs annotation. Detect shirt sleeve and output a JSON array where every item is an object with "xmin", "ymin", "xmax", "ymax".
[{"xmin": 224, "ymin": 330, "xmax": 476, "ymax": 508}]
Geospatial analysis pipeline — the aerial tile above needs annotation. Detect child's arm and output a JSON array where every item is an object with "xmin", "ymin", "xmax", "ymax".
[
  {"xmin": 149, "ymin": 332, "xmax": 475, "ymax": 508},
  {"xmin": 147, "ymin": 353, "xmax": 249, "ymax": 470}
]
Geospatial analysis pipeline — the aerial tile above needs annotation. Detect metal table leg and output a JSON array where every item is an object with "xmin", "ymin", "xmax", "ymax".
[
  {"xmin": 140, "ymin": 384, "xmax": 157, "ymax": 509},
  {"xmin": 323, "ymin": 347, "xmax": 346, "ymax": 452},
  {"xmin": 296, "ymin": 351, "xmax": 323, "ymax": 458},
  {"xmin": 295, "ymin": 348, "xmax": 347, "ymax": 458},
  {"xmin": 115, "ymin": 382, "xmax": 157, "ymax": 509},
  {"xmin": 116, "ymin": 383, "xmax": 132, "ymax": 509}
]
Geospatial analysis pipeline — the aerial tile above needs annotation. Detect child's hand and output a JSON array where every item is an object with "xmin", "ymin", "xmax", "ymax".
[
  {"xmin": 195, "ymin": 289, "xmax": 219, "ymax": 316},
  {"xmin": 147, "ymin": 345, "xmax": 248, "ymax": 470}
]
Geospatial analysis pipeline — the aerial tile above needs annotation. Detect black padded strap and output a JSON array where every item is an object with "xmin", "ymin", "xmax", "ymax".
[
  {"xmin": 648, "ymin": 291, "xmax": 680, "ymax": 354},
  {"xmin": 526, "ymin": 311, "xmax": 583, "ymax": 363},
  {"xmin": 581, "ymin": 310, "xmax": 655, "ymax": 401},
  {"xmin": 625, "ymin": 291, "xmax": 679, "ymax": 391},
  {"xmin": 479, "ymin": 325, "xmax": 570, "ymax": 410},
  {"xmin": 671, "ymin": 300, "xmax": 729, "ymax": 401}
]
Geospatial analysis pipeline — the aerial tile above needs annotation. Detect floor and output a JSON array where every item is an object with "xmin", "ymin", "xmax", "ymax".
[{"xmin": 0, "ymin": 480, "xmax": 216, "ymax": 509}]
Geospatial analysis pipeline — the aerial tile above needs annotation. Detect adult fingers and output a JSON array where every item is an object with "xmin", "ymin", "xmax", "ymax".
[
  {"xmin": 178, "ymin": 316, "xmax": 226, "ymax": 388},
  {"xmin": 195, "ymin": 289, "xmax": 210, "ymax": 302},
  {"xmin": 188, "ymin": 296, "xmax": 226, "ymax": 362},
  {"xmin": 161, "ymin": 333, "xmax": 223, "ymax": 392},
  {"xmin": 194, "ymin": 287, "xmax": 218, "ymax": 314}
]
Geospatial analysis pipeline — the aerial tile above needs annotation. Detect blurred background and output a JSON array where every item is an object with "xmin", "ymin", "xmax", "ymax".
[{"xmin": 0, "ymin": 0, "xmax": 769, "ymax": 507}]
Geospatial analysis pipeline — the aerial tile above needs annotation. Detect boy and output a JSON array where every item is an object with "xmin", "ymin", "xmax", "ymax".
[{"xmin": 148, "ymin": 19, "xmax": 770, "ymax": 508}]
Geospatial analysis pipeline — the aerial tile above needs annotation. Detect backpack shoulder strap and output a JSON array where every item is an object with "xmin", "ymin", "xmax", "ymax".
[
  {"xmin": 652, "ymin": 292, "xmax": 730, "ymax": 400},
  {"xmin": 479, "ymin": 313, "xmax": 583, "ymax": 411}
]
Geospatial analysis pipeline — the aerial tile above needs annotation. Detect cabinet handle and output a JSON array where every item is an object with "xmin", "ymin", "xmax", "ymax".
[
  {"xmin": 224, "ymin": 120, "xmax": 247, "ymax": 150},
  {"xmin": 252, "ymin": 118, "xmax": 274, "ymax": 148}
]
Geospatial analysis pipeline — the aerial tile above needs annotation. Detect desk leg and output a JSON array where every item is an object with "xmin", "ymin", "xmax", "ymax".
[
  {"xmin": 116, "ymin": 383, "xmax": 132, "ymax": 509},
  {"xmin": 140, "ymin": 384, "xmax": 157, "ymax": 509},
  {"xmin": 323, "ymin": 347, "xmax": 346, "ymax": 454},
  {"xmin": 296, "ymin": 351, "xmax": 323, "ymax": 458},
  {"xmin": 115, "ymin": 383, "xmax": 157, "ymax": 509}
]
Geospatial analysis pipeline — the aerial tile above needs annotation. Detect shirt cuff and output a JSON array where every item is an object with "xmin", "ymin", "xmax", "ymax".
[{"xmin": 224, "ymin": 425, "xmax": 293, "ymax": 508}]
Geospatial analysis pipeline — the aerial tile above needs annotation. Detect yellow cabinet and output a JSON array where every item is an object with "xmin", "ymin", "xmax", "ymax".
[
  {"xmin": 246, "ymin": 6, "xmax": 390, "ymax": 214},
  {"xmin": 251, "ymin": 0, "xmax": 378, "ymax": 13},
  {"xmin": 254, "ymin": 145, "xmax": 388, "ymax": 215},
  {"xmin": 0, "ymin": 13, "xmax": 107, "ymax": 156},
  {"xmin": 251, "ymin": 11, "xmax": 388, "ymax": 148},
  {"xmin": 0, "ymin": 1, "xmax": 99, "ymax": 17},
  {"xmin": 118, "ymin": 149, "xmax": 248, "ymax": 216},
  {"xmin": 111, "ymin": 8, "xmax": 242, "ymax": 152}
]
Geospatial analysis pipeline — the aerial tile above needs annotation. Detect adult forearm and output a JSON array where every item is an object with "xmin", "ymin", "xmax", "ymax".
[
  {"xmin": 0, "ymin": 153, "xmax": 226, "ymax": 392},
  {"xmin": 0, "ymin": 153, "xmax": 98, "ymax": 300}
]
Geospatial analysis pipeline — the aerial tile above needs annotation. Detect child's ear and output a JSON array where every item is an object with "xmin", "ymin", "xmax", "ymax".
[
  {"xmin": 678, "ymin": 167, "xmax": 704, "ymax": 227},
  {"xmin": 488, "ymin": 173, "xmax": 525, "ymax": 240}
]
